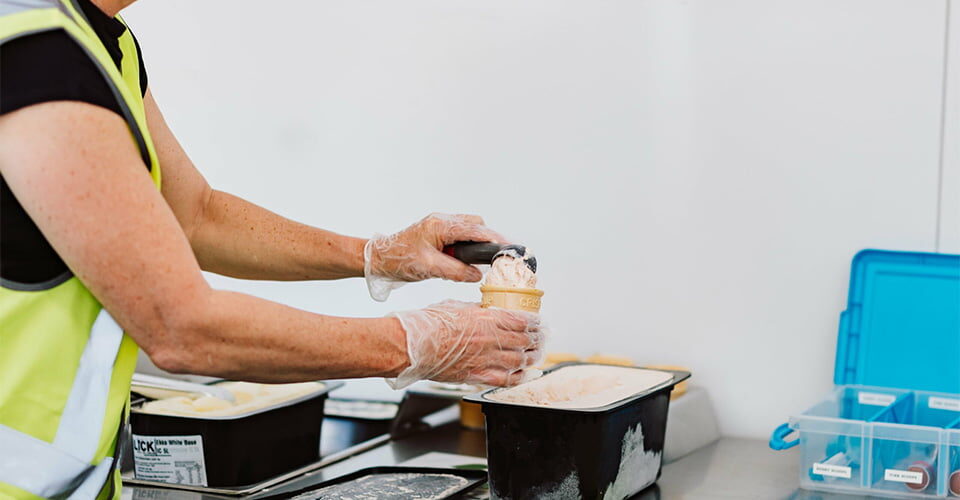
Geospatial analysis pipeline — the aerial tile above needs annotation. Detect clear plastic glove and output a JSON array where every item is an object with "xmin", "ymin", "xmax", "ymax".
[
  {"xmin": 386, "ymin": 300, "xmax": 544, "ymax": 389},
  {"xmin": 364, "ymin": 213, "xmax": 505, "ymax": 301}
]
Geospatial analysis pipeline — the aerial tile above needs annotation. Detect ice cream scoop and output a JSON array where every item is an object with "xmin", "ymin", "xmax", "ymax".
[{"xmin": 443, "ymin": 242, "xmax": 537, "ymax": 273}]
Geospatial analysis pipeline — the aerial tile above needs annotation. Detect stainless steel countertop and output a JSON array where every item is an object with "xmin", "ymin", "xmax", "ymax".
[{"xmin": 123, "ymin": 430, "xmax": 892, "ymax": 500}]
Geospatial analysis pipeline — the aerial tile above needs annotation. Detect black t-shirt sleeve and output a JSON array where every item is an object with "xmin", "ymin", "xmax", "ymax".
[
  {"xmin": 132, "ymin": 30, "xmax": 149, "ymax": 95},
  {"xmin": 0, "ymin": 30, "xmax": 149, "ymax": 284},
  {"xmin": 0, "ymin": 29, "xmax": 126, "ymax": 117},
  {"xmin": 0, "ymin": 13, "xmax": 150, "ymax": 286}
]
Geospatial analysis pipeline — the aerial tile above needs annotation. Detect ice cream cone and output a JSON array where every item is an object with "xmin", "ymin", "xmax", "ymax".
[
  {"xmin": 480, "ymin": 285, "xmax": 544, "ymax": 313},
  {"xmin": 462, "ymin": 286, "xmax": 543, "ymax": 429}
]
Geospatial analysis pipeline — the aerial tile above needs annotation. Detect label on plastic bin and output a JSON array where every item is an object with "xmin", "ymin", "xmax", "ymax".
[
  {"xmin": 857, "ymin": 392, "xmax": 895, "ymax": 406},
  {"xmin": 132, "ymin": 434, "xmax": 207, "ymax": 486},
  {"xmin": 812, "ymin": 462, "xmax": 852, "ymax": 479},
  {"xmin": 885, "ymin": 468, "xmax": 924, "ymax": 484},
  {"xmin": 929, "ymin": 396, "xmax": 960, "ymax": 412}
]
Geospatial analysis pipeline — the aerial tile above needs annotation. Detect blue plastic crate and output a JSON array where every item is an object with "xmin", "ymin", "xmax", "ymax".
[{"xmin": 770, "ymin": 250, "xmax": 960, "ymax": 498}]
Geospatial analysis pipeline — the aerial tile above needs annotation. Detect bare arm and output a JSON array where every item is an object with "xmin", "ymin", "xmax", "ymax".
[
  {"xmin": 144, "ymin": 89, "xmax": 366, "ymax": 281},
  {"xmin": 0, "ymin": 102, "xmax": 406, "ymax": 382}
]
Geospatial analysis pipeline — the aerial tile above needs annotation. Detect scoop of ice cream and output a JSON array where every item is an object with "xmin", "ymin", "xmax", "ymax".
[
  {"xmin": 483, "ymin": 250, "xmax": 537, "ymax": 289},
  {"xmin": 486, "ymin": 365, "xmax": 673, "ymax": 409}
]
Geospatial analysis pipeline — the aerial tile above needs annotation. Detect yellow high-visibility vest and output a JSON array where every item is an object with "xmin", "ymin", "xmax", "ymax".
[{"xmin": 0, "ymin": 0, "xmax": 161, "ymax": 497}]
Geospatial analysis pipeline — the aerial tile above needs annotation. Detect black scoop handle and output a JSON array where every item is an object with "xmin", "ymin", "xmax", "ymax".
[
  {"xmin": 443, "ymin": 242, "xmax": 506, "ymax": 265},
  {"xmin": 443, "ymin": 242, "xmax": 537, "ymax": 273}
]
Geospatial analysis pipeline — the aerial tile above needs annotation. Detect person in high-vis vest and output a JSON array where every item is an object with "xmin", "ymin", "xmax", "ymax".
[{"xmin": 0, "ymin": 0, "xmax": 545, "ymax": 498}]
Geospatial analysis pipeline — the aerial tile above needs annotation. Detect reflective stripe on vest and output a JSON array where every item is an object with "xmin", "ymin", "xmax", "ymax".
[
  {"xmin": 0, "ymin": 0, "xmax": 161, "ymax": 497},
  {"xmin": 0, "ymin": 311, "xmax": 122, "ymax": 497}
]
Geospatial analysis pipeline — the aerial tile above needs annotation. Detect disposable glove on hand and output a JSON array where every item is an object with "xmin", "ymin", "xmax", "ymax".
[
  {"xmin": 364, "ymin": 213, "xmax": 505, "ymax": 301},
  {"xmin": 386, "ymin": 300, "xmax": 544, "ymax": 389}
]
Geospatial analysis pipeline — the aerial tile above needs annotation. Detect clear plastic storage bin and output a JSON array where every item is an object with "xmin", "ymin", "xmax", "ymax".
[
  {"xmin": 779, "ymin": 386, "xmax": 960, "ymax": 497},
  {"xmin": 770, "ymin": 251, "xmax": 960, "ymax": 498}
]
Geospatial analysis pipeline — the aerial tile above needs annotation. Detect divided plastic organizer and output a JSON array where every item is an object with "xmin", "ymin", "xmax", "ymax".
[{"xmin": 770, "ymin": 250, "xmax": 960, "ymax": 498}]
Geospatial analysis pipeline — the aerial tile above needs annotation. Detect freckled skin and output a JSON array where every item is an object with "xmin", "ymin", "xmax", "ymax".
[
  {"xmin": 0, "ymin": 95, "xmax": 411, "ymax": 383},
  {"xmin": 0, "ymin": 0, "xmax": 543, "ymax": 386},
  {"xmin": 0, "ymin": 88, "xmax": 540, "ymax": 385}
]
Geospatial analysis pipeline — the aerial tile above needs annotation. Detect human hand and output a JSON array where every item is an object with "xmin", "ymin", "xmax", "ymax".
[
  {"xmin": 386, "ymin": 300, "xmax": 544, "ymax": 389},
  {"xmin": 364, "ymin": 213, "xmax": 504, "ymax": 301}
]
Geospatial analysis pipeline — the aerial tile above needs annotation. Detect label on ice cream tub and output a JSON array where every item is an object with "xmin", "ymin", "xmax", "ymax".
[{"xmin": 132, "ymin": 434, "xmax": 207, "ymax": 486}]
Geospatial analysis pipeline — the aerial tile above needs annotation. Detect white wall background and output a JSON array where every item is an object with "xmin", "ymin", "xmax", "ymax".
[{"xmin": 124, "ymin": 0, "xmax": 958, "ymax": 438}]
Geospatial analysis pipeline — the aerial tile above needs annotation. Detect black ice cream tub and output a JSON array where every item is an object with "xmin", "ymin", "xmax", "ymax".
[
  {"xmin": 129, "ymin": 381, "xmax": 342, "ymax": 488},
  {"xmin": 463, "ymin": 363, "xmax": 690, "ymax": 500}
]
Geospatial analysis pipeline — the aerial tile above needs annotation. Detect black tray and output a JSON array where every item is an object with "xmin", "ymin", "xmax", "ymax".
[{"xmin": 265, "ymin": 466, "xmax": 487, "ymax": 499}]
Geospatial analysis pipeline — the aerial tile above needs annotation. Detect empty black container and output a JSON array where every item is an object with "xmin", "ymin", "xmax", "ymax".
[
  {"xmin": 265, "ymin": 466, "xmax": 489, "ymax": 499},
  {"xmin": 464, "ymin": 364, "xmax": 690, "ymax": 500},
  {"xmin": 130, "ymin": 382, "xmax": 341, "ymax": 487}
]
